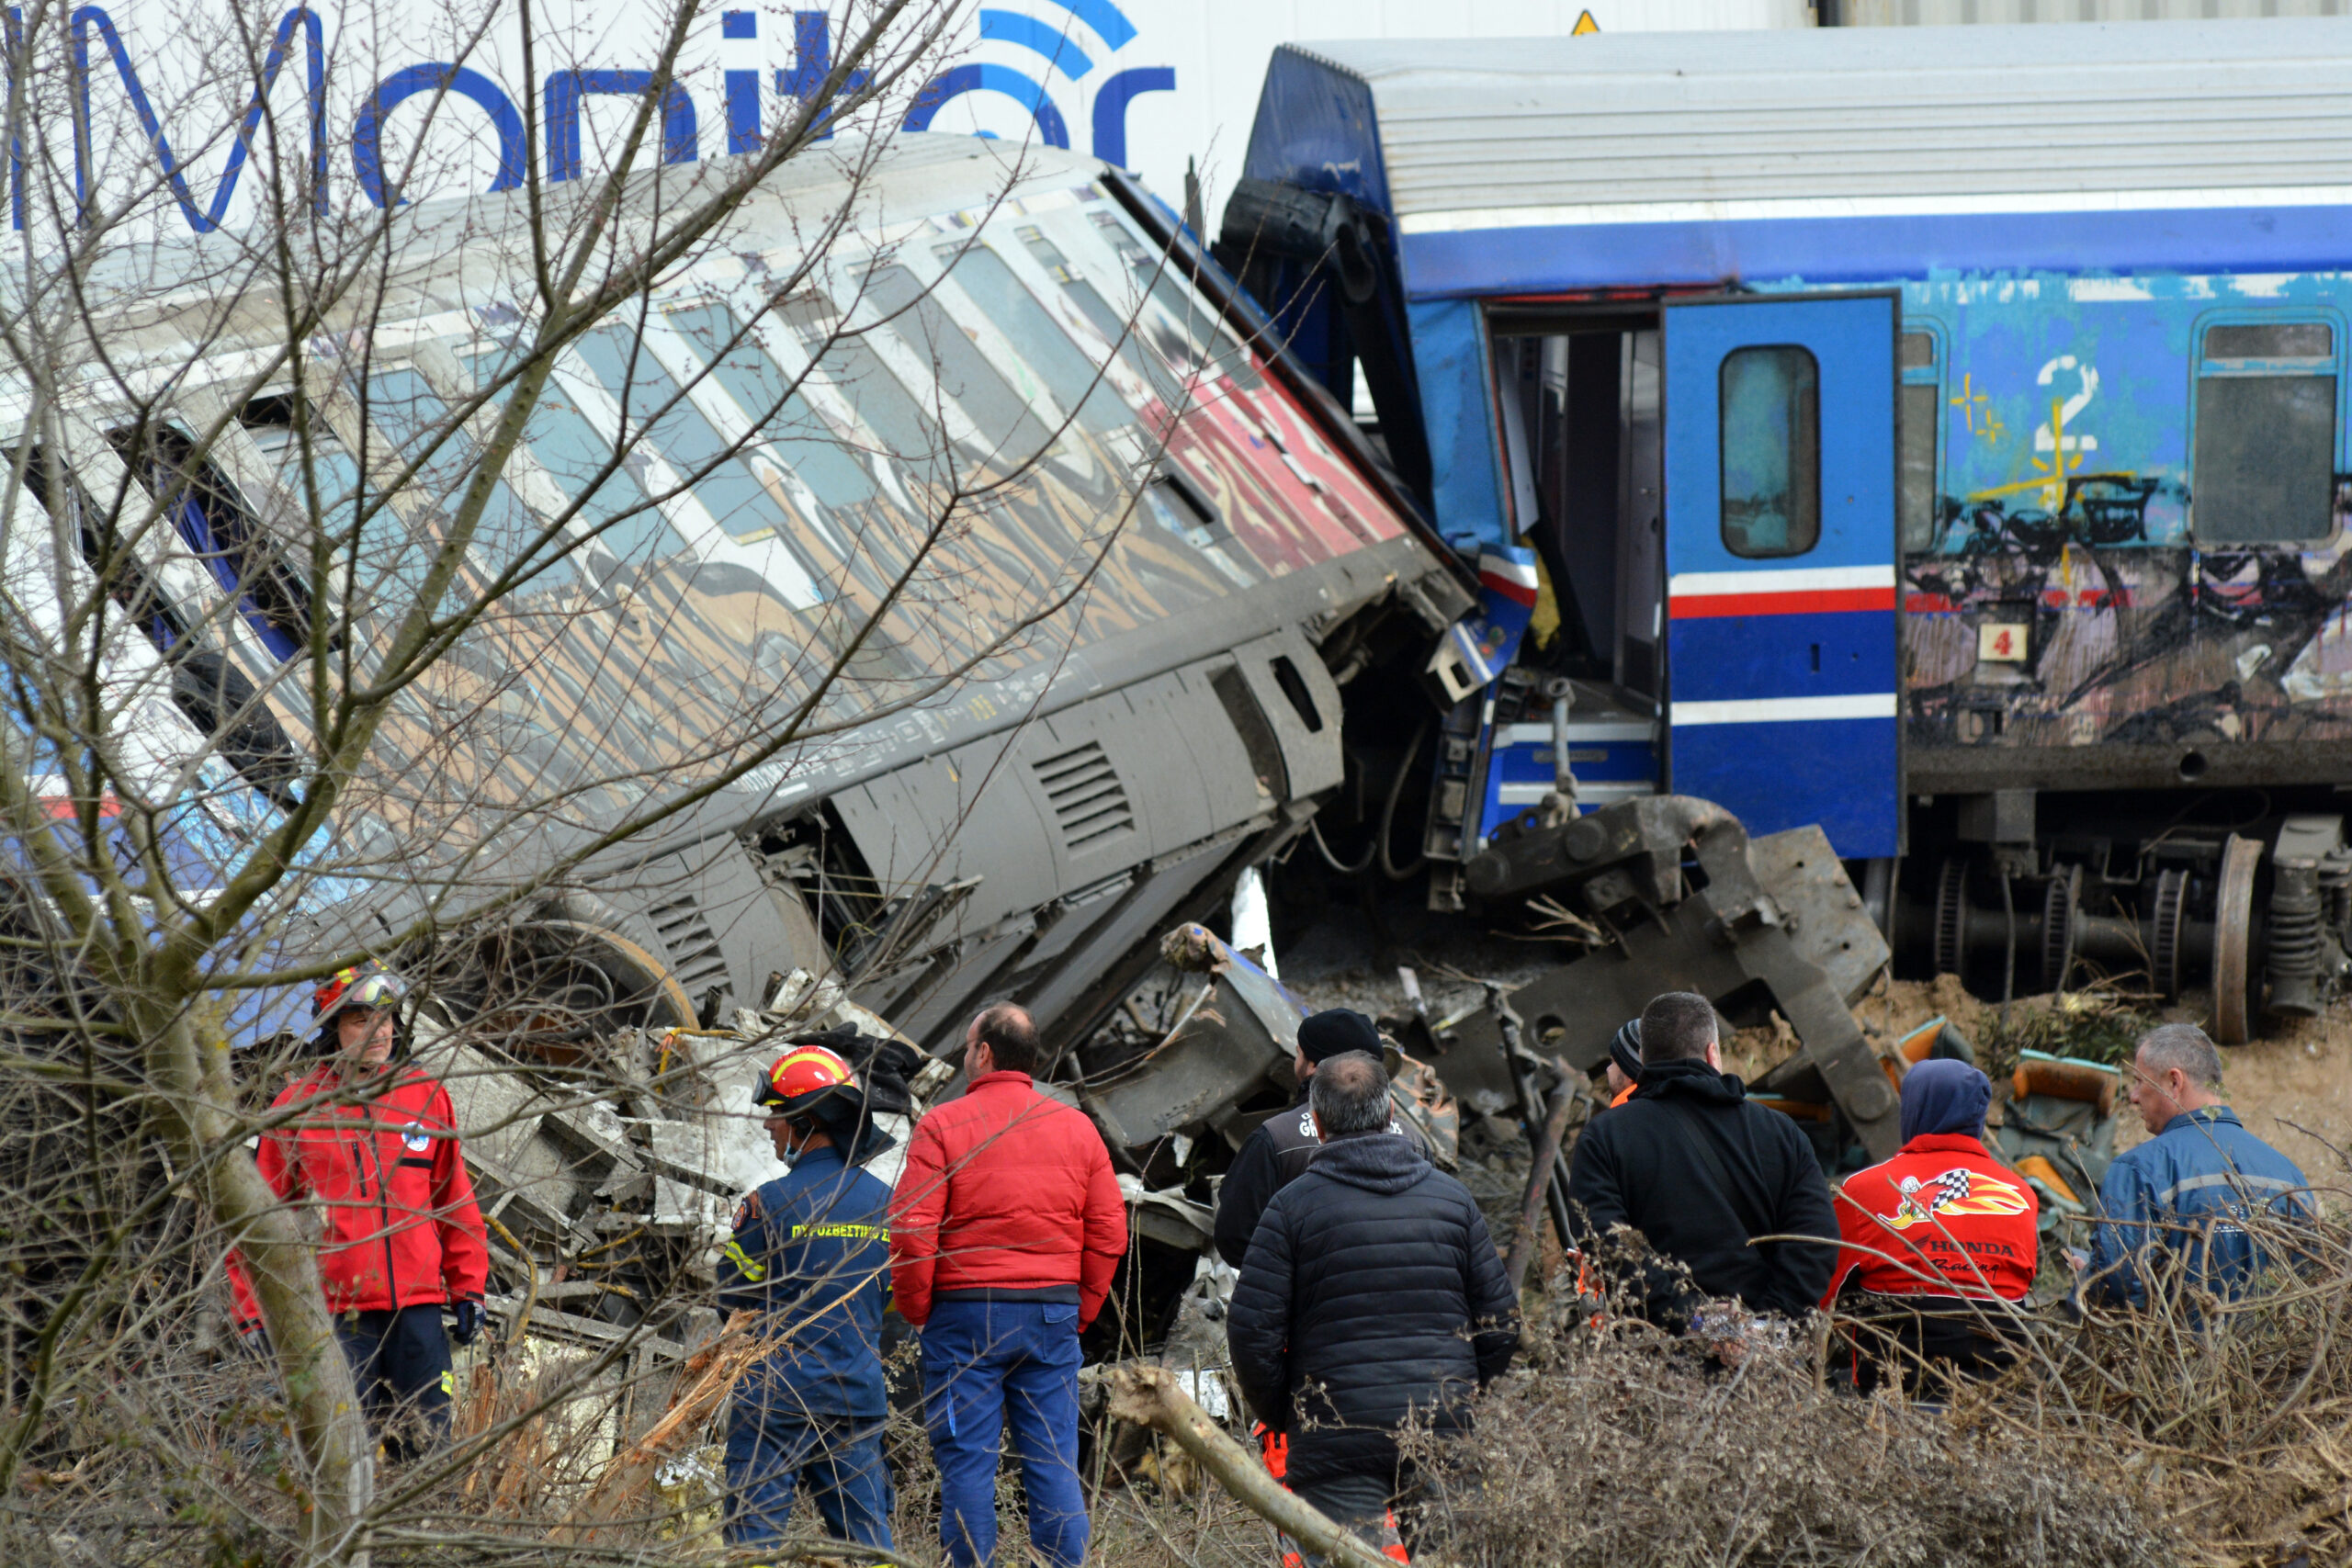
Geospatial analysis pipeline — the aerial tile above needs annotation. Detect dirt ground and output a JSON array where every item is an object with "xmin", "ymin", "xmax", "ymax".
[{"xmin": 1852, "ymin": 973, "xmax": 2352, "ymax": 1179}]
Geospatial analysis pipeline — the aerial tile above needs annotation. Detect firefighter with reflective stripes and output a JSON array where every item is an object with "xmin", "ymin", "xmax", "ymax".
[
  {"xmin": 228, "ymin": 961, "xmax": 487, "ymax": 1461},
  {"xmin": 718, "ymin": 1043, "xmax": 898, "ymax": 1557}
]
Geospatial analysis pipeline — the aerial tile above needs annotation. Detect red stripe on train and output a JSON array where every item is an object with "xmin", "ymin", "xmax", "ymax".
[{"xmin": 1669, "ymin": 587, "xmax": 1898, "ymax": 619}]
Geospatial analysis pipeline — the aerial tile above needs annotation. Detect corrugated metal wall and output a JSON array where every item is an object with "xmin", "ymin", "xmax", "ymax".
[{"xmin": 1840, "ymin": 0, "xmax": 2344, "ymax": 24}]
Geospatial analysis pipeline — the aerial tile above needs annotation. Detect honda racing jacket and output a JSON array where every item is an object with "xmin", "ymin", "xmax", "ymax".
[
  {"xmin": 231, "ymin": 1062, "xmax": 488, "ymax": 1322},
  {"xmin": 1823, "ymin": 1132, "xmax": 2039, "ymax": 1306}
]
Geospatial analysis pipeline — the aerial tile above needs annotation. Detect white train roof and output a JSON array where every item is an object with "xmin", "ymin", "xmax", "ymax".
[{"xmin": 1264, "ymin": 20, "xmax": 2352, "ymax": 234}]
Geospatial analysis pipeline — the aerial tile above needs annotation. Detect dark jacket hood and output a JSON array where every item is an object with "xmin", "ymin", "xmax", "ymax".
[
  {"xmin": 1899, "ymin": 1058, "xmax": 1992, "ymax": 1143},
  {"xmin": 1631, "ymin": 1056, "xmax": 1747, "ymax": 1107},
  {"xmin": 1309, "ymin": 1132, "xmax": 1430, "ymax": 1193}
]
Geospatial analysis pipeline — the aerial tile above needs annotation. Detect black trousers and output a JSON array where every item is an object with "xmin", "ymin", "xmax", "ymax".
[
  {"xmin": 1841, "ymin": 1300, "xmax": 2017, "ymax": 1397},
  {"xmin": 338, "ymin": 1304, "xmax": 453, "ymax": 1461}
]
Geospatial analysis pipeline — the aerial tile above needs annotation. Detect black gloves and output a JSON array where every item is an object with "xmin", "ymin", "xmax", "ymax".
[{"xmin": 451, "ymin": 1299, "xmax": 483, "ymax": 1346}]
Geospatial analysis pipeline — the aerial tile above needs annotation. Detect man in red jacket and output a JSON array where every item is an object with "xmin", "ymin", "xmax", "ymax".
[
  {"xmin": 890, "ymin": 1002, "xmax": 1126, "ymax": 1568},
  {"xmin": 233, "ymin": 963, "xmax": 489, "ymax": 1459},
  {"xmin": 1822, "ymin": 1058, "xmax": 2038, "ymax": 1393}
]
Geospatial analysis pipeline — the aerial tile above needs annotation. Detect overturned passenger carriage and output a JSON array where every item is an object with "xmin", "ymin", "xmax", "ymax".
[{"xmin": 6, "ymin": 136, "xmax": 1468, "ymax": 1065}]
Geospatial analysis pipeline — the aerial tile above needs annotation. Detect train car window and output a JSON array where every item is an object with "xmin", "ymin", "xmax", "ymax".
[
  {"xmin": 456, "ymin": 351, "xmax": 684, "ymax": 568},
  {"xmin": 26, "ymin": 448, "xmax": 187, "ymax": 654},
  {"xmin": 1719, "ymin": 345, "xmax": 1820, "ymax": 558},
  {"xmin": 108, "ymin": 424, "xmax": 310, "ymax": 660},
  {"xmin": 241, "ymin": 396, "xmax": 433, "ymax": 614},
  {"xmin": 864, "ymin": 265, "xmax": 1055, "ymax": 466},
  {"xmin": 364, "ymin": 366, "xmax": 579, "ymax": 589},
  {"xmin": 1897, "ymin": 330, "xmax": 1941, "ymax": 553},
  {"xmin": 2194, "ymin": 321, "xmax": 2338, "ymax": 544},
  {"xmin": 775, "ymin": 292, "xmax": 947, "ymax": 470},
  {"xmin": 572, "ymin": 325, "xmax": 791, "ymax": 545},
  {"xmin": 933, "ymin": 244, "xmax": 1139, "ymax": 438},
  {"xmin": 1017, "ymin": 224, "xmax": 1186, "ymax": 411},
  {"xmin": 1087, "ymin": 209, "xmax": 1264, "ymax": 390},
  {"xmin": 662, "ymin": 302, "xmax": 879, "ymax": 509}
]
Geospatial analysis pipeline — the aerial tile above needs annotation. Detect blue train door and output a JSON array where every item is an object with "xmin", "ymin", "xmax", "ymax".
[{"xmin": 1660, "ymin": 294, "xmax": 1899, "ymax": 858}]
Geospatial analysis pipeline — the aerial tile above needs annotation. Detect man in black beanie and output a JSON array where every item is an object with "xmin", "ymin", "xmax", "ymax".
[{"xmin": 1213, "ymin": 1008, "xmax": 1394, "ymax": 1268}]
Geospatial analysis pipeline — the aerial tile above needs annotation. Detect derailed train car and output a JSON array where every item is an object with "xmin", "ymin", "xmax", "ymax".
[
  {"xmin": 3, "ymin": 135, "xmax": 1470, "ymax": 1063},
  {"xmin": 1226, "ymin": 18, "xmax": 2352, "ymax": 1041}
]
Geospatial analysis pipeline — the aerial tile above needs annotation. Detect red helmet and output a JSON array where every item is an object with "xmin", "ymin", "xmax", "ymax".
[
  {"xmin": 756, "ymin": 1043, "xmax": 859, "ymax": 1116},
  {"xmin": 315, "ymin": 960, "xmax": 403, "ymax": 1021}
]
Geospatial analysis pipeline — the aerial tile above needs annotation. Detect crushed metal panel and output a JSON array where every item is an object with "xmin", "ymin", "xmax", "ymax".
[
  {"xmin": 1022, "ymin": 832, "xmax": 1253, "ymax": 1036},
  {"xmin": 1443, "ymin": 795, "xmax": 1900, "ymax": 1155},
  {"xmin": 1747, "ymin": 826, "xmax": 1894, "ymax": 1007},
  {"xmin": 1226, "ymin": 628, "xmax": 1346, "ymax": 799},
  {"xmin": 1080, "ymin": 922, "xmax": 1302, "ymax": 1149}
]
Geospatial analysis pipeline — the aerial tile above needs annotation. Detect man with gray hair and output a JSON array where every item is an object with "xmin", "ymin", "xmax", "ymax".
[
  {"xmin": 2086, "ymin": 1022, "xmax": 2312, "ymax": 1309},
  {"xmin": 1227, "ymin": 1052, "xmax": 1518, "ymax": 1557}
]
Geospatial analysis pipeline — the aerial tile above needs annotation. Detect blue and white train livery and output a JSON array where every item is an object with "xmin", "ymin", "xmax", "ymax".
[{"xmin": 1224, "ymin": 18, "xmax": 2352, "ymax": 1033}]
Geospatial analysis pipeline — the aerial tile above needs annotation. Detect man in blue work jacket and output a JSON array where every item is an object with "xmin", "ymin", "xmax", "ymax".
[
  {"xmin": 718, "ymin": 1041, "xmax": 898, "ymax": 1553},
  {"xmin": 2087, "ymin": 1023, "xmax": 2313, "ymax": 1309}
]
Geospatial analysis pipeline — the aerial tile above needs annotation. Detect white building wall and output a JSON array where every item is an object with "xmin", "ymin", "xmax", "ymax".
[{"xmin": 24, "ymin": 0, "xmax": 1805, "ymax": 243}]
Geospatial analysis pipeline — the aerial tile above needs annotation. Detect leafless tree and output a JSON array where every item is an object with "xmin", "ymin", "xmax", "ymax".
[{"xmin": 0, "ymin": 0, "xmax": 1213, "ymax": 1559}]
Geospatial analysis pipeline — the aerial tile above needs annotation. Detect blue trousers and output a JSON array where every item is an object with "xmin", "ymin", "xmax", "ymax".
[
  {"xmin": 920, "ymin": 1298, "xmax": 1088, "ymax": 1568},
  {"xmin": 723, "ymin": 1406, "xmax": 894, "ymax": 1552}
]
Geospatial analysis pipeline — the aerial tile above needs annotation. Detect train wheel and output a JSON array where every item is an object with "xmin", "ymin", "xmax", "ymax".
[
  {"xmin": 2041, "ymin": 865, "xmax": 2081, "ymax": 993},
  {"xmin": 1932, "ymin": 858, "xmax": 1970, "ymax": 978},
  {"xmin": 2211, "ymin": 835, "xmax": 2260, "ymax": 1045},
  {"xmin": 2152, "ymin": 868, "xmax": 2188, "ymax": 1002}
]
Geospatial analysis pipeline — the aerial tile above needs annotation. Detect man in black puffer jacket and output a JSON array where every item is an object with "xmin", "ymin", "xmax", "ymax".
[
  {"xmin": 1214, "ymin": 1008, "xmax": 1419, "ymax": 1269},
  {"xmin": 1567, "ymin": 991, "xmax": 1838, "ymax": 1328},
  {"xmin": 1227, "ymin": 1052, "xmax": 1518, "ymax": 1548}
]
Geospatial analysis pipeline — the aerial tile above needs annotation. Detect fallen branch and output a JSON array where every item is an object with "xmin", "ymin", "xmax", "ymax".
[
  {"xmin": 1103, "ymin": 1363, "xmax": 1454, "ymax": 1568},
  {"xmin": 550, "ymin": 1309, "xmax": 764, "ymax": 1545}
]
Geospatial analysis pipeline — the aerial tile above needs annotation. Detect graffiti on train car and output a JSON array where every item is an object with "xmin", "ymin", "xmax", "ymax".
[{"xmin": 1868, "ymin": 272, "xmax": 2352, "ymax": 752}]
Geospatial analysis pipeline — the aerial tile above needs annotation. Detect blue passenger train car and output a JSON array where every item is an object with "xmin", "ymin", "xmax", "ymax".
[{"xmin": 1222, "ymin": 18, "xmax": 2352, "ymax": 1036}]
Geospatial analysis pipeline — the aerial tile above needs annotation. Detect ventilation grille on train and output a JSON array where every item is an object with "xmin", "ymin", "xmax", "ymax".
[
  {"xmin": 648, "ymin": 897, "xmax": 730, "ymax": 992},
  {"xmin": 1033, "ymin": 741, "xmax": 1135, "ymax": 851}
]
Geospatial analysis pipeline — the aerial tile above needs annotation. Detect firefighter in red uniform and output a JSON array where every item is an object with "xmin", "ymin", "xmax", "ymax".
[
  {"xmin": 1822, "ymin": 1059, "xmax": 2038, "ymax": 1393},
  {"xmin": 232, "ymin": 962, "xmax": 489, "ymax": 1458}
]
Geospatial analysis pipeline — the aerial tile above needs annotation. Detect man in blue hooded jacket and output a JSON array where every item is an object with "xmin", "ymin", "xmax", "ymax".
[
  {"xmin": 718, "ymin": 1042, "xmax": 897, "ymax": 1553},
  {"xmin": 2087, "ymin": 1023, "xmax": 2313, "ymax": 1310}
]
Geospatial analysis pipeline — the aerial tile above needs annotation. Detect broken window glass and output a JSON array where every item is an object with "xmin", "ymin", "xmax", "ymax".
[
  {"xmin": 1718, "ymin": 344, "xmax": 1820, "ymax": 559},
  {"xmin": 2194, "ymin": 321, "xmax": 2337, "ymax": 544}
]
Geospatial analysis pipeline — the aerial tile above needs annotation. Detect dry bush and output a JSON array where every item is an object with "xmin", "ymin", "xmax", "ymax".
[
  {"xmin": 1402, "ymin": 1314, "xmax": 2169, "ymax": 1568},
  {"xmin": 1963, "ymin": 1201, "xmax": 2352, "ymax": 1566}
]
